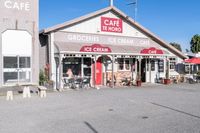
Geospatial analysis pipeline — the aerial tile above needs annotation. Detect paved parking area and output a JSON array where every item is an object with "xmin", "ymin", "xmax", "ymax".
[{"xmin": 0, "ymin": 83, "xmax": 200, "ymax": 133}]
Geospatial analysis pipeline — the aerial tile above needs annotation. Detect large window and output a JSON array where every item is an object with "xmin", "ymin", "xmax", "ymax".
[
  {"xmin": 63, "ymin": 58, "xmax": 81, "ymax": 77},
  {"xmin": 3, "ymin": 56, "xmax": 31, "ymax": 84},
  {"xmin": 169, "ymin": 58, "xmax": 176, "ymax": 70},
  {"xmin": 158, "ymin": 60, "xmax": 164, "ymax": 72},
  {"xmin": 117, "ymin": 58, "xmax": 131, "ymax": 71}
]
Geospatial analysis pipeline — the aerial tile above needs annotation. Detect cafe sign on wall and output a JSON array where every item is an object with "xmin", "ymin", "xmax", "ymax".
[
  {"xmin": 101, "ymin": 17, "xmax": 123, "ymax": 33},
  {"xmin": 0, "ymin": 0, "xmax": 36, "ymax": 20},
  {"xmin": 4, "ymin": 0, "xmax": 30, "ymax": 11}
]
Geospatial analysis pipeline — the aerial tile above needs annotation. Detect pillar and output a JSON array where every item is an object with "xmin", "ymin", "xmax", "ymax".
[{"xmin": 111, "ymin": 55, "xmax": 114, "ymax": 88}]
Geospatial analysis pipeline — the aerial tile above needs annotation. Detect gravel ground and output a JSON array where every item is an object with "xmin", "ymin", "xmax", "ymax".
[{"xmin": 0, "ymin": 83, "xmax": 200, "ymax": 133}]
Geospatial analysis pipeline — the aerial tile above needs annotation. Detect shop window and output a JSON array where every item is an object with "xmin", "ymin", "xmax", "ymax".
[
  {"xmin": 125, "ymin": 59, "xmax": 130, "ymax": 70},
  {"xmin": 4, "ymin": 72, "xmax": 18, "ymax": 83},
  {"xmin": 4, "ymin": 57, "xmax": 17, "ymax": 68},
  {"xmin": 63, "ymin": 58, "xmax": 81, "ymax": 77},
  {"xmin": 83, "ymin": 58, "xmax": 91, "ymax": 77},
  {"xmin": 83, "ymin": 58, "xmax": 91, "ymax": 66},
  {"xmin": 117, "ymin": 58, "xmax": 131, "ymax": 71},
  {"xmin": 158, "ymin": 60, "xmax": 164, "ymax": 72},
  {"xmin": 3, "ymin": 56, "xmax": 31, "ymax": 84},
  {"xmin": 118, "ymin": 58, "xmax": 124, "ymax": 70},
  {"xmin": 169, "ymin": 58, "xmax": 176, "ymax": 70},
  {"xmin": 19, "ymin": 57, "xmax": 30, "ymax": 68},
  {"xmin": 151, "ymin": 60, "xmax": 155, "ymax": 71}
]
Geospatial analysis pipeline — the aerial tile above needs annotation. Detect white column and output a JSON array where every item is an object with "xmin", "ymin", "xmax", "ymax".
[
  {"xmin": 59, "ymin": 54, "xmax": 63, "ymax": 90},
  {"xmin": 138, "ymin": 57, "xmax": 142, "ymax": 81},
  {"xmin": 94, "ymin": 55, "xmax": 97, "ymax": 88},
  {"xmin": 81, "ymin": 57, "xmax": 84, "ymax": 78},
  {"xmin": 111, "ymin": 55, "xmax": 114, "ymax": 88}
]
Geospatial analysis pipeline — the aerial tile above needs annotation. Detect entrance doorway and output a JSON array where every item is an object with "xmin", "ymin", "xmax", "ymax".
[
  {"xmin": 141, "ymin": 59, "xmax": 146, "ymax": 82},
  {"xmin": 95, "ymin": 57, "xmax": 103, "ymax": 85}
]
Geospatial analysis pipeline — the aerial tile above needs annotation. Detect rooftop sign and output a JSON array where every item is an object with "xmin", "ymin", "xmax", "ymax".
[{"xmin": 101, "ymin": 17, "xmax": 123, "ymax": 33}]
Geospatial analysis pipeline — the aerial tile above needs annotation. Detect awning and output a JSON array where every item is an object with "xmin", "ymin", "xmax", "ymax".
[
  {"xmin": 184, "ymin": 57, "xmax": 200, "ymax": 64},
  {"xmin": 55, "ymin": 41, "xmax": 169, "ymax": 56}
]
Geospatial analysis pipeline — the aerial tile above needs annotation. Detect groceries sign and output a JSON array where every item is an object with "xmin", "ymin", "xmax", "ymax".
[{"xmin": 101, "ymin": 17, "xmax": 123, "ymax": 33}]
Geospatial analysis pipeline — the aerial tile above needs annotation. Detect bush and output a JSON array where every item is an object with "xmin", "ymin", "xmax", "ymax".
[
  {"xmin": 39, "ymin": 70, "xmax": 48, "ymax": 85},
  {"xmin": 197, "ymin": 71, "xmax": 200, "ymax": 76}
]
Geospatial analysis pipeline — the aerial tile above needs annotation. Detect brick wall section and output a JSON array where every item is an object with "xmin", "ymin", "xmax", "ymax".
[{"xmin": 104, "ymin": 71, "xmax": 132, "ymax": 86}]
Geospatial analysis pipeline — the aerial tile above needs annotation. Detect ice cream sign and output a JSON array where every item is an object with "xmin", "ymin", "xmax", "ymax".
[
  {"xmin": 101, "ymin": 17, "xmax": 123, "ymax": 33},
  {"xmin": 3, "ymin": 0, "xmax": 30, "ymax": 11}
]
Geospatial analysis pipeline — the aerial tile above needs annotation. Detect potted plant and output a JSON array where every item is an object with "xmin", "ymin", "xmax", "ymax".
[
  {"xmin": 164, "ymin": 61, "xmax": 171, "ymax": 85},
  {"xmin": 39, "ymin": 70, "xmax": 48, "ymax": 86},
  {"xmin": 136, "ymin": 73, "xmax": 142, "ymax": 87}
]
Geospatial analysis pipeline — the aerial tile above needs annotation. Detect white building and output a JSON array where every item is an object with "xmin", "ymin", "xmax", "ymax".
[
  {"xmin": 39, "ymin": 6, "xmax": 187, "ymax": 89},
  {"xmin": 0, "ymin": 0, "xmax": 39, "ymax": 86}
]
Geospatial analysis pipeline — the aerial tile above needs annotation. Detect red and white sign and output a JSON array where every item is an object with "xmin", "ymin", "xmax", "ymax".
[
  {"xmin": 140, "ymin": 47, "xmax": 164, "ymax": 54},
  {"xmin": 101, "ymin": 17, "xmax": 123, "ymax": 33},
  {"xmin": 80, "ymin": 44, "xmax": 112, "ymax": 53}
]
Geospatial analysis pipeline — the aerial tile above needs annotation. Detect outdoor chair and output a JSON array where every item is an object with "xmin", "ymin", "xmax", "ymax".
[
  {"xmin": 63, "ymin": 78, "xmax": 70, "ymax": 88},
  {"xmin": 71, "ymin": 78, "xmax": 82, "ymax": 89},
  {"xmin": 187, "ymin": 75, "xmax": 198, "ymax": 84},
  {"xmin": 82, "ymin": 77, "xmax": 91, "ymax": 89}
]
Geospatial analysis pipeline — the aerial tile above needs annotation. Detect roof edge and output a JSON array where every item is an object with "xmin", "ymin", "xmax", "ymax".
[{"xmin": 40, "ymin": 6, "xmax": 187, "ymax": 59}]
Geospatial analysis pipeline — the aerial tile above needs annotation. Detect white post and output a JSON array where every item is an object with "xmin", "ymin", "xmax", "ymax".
[{"xmin": 110, "ymin": 0, "xmax": 113, "ymax": 6}]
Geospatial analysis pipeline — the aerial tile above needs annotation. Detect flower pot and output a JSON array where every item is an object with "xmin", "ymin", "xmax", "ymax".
[
  {"xmin": 136, "ymin": 80, "xmax": 142, "ymax": 87},
  {"xmin": 164, "ymin": 79, "xmax": 171, "ymax": 85}
]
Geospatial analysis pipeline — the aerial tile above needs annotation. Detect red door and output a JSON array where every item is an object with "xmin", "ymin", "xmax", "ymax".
[{"xmin": 95, "ymin": 57, "xmax": 102, "ymax": 85}]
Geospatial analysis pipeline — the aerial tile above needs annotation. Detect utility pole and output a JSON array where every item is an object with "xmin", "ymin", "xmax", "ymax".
[
  {"xmin": 110, "ymin": 0, "xmax": 114, "ymax": 6},
  {"xmin": 127, "ymin": 0, "xmax": 138, "ymax": 21}
]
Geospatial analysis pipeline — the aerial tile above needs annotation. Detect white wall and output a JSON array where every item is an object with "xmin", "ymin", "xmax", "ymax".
[
  {"xmin": 61, "ymin": 12, "xmax": 147, "ymax": 38},
  {"xmin": 2, "ymin": 30, "xmax": 32, "ymax": 56}
]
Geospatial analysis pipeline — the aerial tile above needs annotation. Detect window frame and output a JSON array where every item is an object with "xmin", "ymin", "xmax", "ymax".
[
  {"xmin": 169, "ymin": 58, "xmax": 176, "ymax": 70},
  {"xmin": 117, "ymin": 58, "xmax": 131, "ymax": 71}
]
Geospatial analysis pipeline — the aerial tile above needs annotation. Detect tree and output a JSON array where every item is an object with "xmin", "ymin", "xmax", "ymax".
[
  {"xmin": 170, "ymin": 42, "xmax": 182, "ymax": 52},
  {"xmin": 190, "ymin": 34, "xmax": 200, "ymax": 53}
]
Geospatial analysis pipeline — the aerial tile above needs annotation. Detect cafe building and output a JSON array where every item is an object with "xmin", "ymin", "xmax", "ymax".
[
  {"xmin": 0, "ymin": 0, "xmax": 39, "ymax": 86},
  {"xmin": 39, "ymin": 6, "xmax": 187, "ymax": 89}
]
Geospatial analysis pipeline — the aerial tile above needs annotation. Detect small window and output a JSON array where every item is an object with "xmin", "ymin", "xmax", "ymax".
[
  {"xmin": 117, "ymin": 58, "xmax": 131, "ymax": 71},
  {"xmin": 169, "ymin": 58, "xmax": 176, "ymax": 70},
  {"xmin": 151, "ymin": 60, "xmax": 155, "ymax": 71},
  {"xmin": 125, "ymin": 59, "xmax": 130, "ymax": 70},
  {"xmin": 4, "ymin": 57, "xmax": 17, "ymax": 68},
  {"xmin": 19, "ymin": 57, "xmax": 31, "ymax": 68},
  {"xmin": 118, "ymin": 58, "xmax": 124, "ymax": 70},
  {"xmin": 158, "ymin": 60, "xmax": 164, "ymax": 72}
]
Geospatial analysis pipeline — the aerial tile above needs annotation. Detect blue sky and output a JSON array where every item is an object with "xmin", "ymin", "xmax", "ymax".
[{"xmin": 40, "ymin": 0, "xmax": 200, "ymax": 52}]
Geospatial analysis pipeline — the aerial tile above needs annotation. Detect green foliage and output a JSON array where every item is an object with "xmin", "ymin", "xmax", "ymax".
[
  {"xmin": 170, "ymin": 42, "xmax": 182, "ymax": 52},
  {"xmin": 190, "ymin": 34, "xmax": 200, "ymax": 53},
  {"xmin": 39, "ymin": 69, "xmax": 47, "ymax": 85},
  {"xmin": 197, "ymin": 71, "xmax": 200, "ymax": 76}
]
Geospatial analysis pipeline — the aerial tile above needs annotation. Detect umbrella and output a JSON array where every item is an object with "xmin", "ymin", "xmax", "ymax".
[{"xmin": 184, "ymin": 57, "xmax": 200, "ymax": 64}]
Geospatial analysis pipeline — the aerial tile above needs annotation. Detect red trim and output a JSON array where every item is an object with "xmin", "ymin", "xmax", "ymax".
[
  {"xmin": 140, "ymin": 47, "xmax": 163, "ymax": 55},
  {"xmin": 80, "ymin": 44, "xmax": 112, "ymax": 53}
]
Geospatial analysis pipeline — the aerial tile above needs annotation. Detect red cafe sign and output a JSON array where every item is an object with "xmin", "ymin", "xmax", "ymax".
[
  {"xmin": 80, "ymin": 44, "xmax": 112, "ymax": 53},
  {"xmin": 101, "ymin": 17, "xmax": 123, "ymax": 33},
  {"xmin": 140, "ymin": 47, "xmax": 164, "ymax": 54}
]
